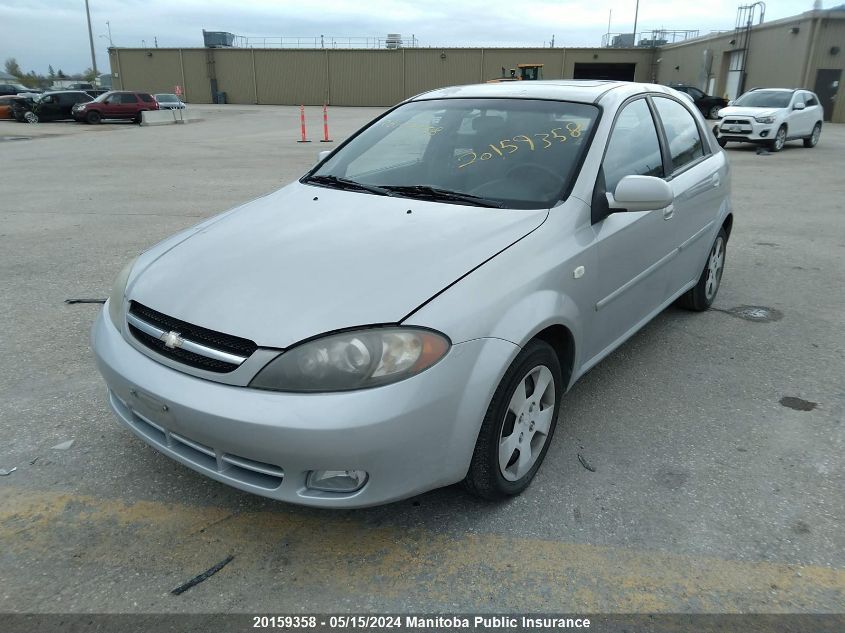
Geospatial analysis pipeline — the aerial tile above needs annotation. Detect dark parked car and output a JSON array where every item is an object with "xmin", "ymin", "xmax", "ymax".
[
  {"xmin": 11, "ymin": 90, "xmax": 93, "ymax": 123},
  {"xmin": 670, "ymin": 85, "xmax": 728, "ymax": 119},
  {"xmin": 0, "ymin": 83, "xmax": 42, "ymax": 97},
  {"xmin": 72, "ymin": 90, "xmax": 159, "ymax": 123}
]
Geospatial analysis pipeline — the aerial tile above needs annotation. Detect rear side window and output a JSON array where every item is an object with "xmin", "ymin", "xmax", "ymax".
[
  {"xmin": 603, "ymin": 98, "xmax": 664, "ymax": 192},
  {"xmin": 653, "ymin": 97, "xmax": 704, "ymax": 172},
  {"xmin": 139, "ymin": 93, "xmax": 155, "ymax": 103},
  {"xmin": 804, "ymin": 93, "xmax": 818, "ymax": 107},
  {"xmin": 119, "ymin": 93, "xmax": 138, "ymax": 104}
]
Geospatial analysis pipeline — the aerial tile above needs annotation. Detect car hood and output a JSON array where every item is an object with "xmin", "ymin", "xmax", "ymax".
[
  {"xmin": 128, "ymin": 182, "xmax": 548, "ymax": 348},
  {"xmin": 719, "ymin": 106, "xmax": 781, "ymax": 118}
]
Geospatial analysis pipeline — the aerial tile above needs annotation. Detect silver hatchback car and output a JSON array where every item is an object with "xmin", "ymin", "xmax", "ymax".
[{"xmin": 92, "ymin": 81, "xmax": 732, "ymax": 507}]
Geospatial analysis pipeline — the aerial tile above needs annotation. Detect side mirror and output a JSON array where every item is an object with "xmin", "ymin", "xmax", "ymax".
[
  {"xmin": 793, "ymin": 101, "xmax": 806, "ymax": 110},
  {"xmin": 607, "ymin": 175, "xmax": 674, "ymax": 213},
  {"xmin": 727, "ymin": 100, "xmax": 734, "ymax": 106},
  {"xmin": 317, "ymin": 149, "xmax": 332, "ymax": 164}
]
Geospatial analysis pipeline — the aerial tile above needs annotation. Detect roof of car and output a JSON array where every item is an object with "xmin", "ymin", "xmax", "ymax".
[{"xmin": 410, "ymin": 80, "xmax": 677, "ymax": 105}]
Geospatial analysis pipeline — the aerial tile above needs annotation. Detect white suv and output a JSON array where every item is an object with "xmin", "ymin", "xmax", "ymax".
[{"xmin": 715, "ymin": 88, "xmax": 823, "ymax": 152}]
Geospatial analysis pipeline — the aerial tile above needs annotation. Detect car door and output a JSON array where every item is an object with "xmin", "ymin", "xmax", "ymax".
[
  {"xmin": 35, "ymin": 95, "xmax": 60, "ymax": 120},
  {"xmin": 117, "ymin": 93, "xmax": 140, "ymax": 117},
  {"xmin": 802, "ymin": 92, "xmax": 823, "ymax": 129},
  {"xmin": 100, "ymin": 93, "xmax": 122, "ymax": 118},
  {"xmin": 585, "ymin": 97, "xmax": 678, "ymax": 362},
  {"xmin": 788, "ymin": 91, "xmax": 814, "ymax": 137},
  {"xmin": 651, "ymin": 95, "xmax": 726, "ymax": 290}
]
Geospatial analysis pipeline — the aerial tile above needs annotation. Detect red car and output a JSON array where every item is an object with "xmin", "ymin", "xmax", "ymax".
[{"xmin": 72, "ymin": 90, "xmax": 159, "ymax": 124}]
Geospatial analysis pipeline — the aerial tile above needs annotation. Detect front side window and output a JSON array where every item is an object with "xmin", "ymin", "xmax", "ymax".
[
  {"xmin": 603, "ymin": 98, "xmax": 663, "ymax": 192},
  {"xmin": 653, "ymin": 97, "xmax": 704, "ymax": 172},
  {"xmin": 310, "ymin": 98, "xmax": 599, "ymax": 209}
]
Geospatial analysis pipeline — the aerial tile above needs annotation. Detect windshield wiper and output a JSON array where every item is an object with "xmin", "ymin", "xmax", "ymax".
[
  {"xmin": 381, "ymin": 185, "xmax": 503, "ymax": 208},
  {"xmin": 303, "ymin": 175, "xmax": 395, "ymax": 197}
]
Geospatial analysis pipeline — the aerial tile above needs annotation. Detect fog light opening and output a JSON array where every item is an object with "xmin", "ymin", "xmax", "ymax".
[
  {"xmin": 760, "ymin": 130, "xmax": 769, "ymax": 137},
  {"xmin": 307, "ymin": 469, "xmax": 368, "ymax": 493}
]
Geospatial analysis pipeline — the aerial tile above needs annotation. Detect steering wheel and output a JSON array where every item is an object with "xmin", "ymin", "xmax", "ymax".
[{"xmin": 468, "ymin": 162, "xmax": 565, "ymax": 197}]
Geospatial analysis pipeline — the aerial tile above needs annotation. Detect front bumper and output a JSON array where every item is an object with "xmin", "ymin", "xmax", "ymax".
[
  {"xmin": 91, "ymin": 307, "xmax": 518, "ymax": 508},
  {"xmin": 715, "ymin": 118, "xmax": 778, "ymax": 143}
]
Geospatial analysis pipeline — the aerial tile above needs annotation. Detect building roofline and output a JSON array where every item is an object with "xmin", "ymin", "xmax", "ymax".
[{"xmin": 659, "ymin": 8, "xmax": 845, "ymax": 50}]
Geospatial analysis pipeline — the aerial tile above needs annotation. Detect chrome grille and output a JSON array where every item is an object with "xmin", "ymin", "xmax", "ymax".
[{"xmin": 127, "ymin": 301, "xmax": 257, "ymax": 373}]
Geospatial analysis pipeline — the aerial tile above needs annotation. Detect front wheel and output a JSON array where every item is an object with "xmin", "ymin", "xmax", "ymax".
[
  {"xmin": 24, "ymin": 111, "xmax": 38, "ymax": 124},
  {"xmin": 463, "ymin": 340, "xmax": 563, "ymax": 500},
  {"xmin": 803, "ymin": 122, "xmax": 821, "ymax": 148},
  {"xmin": 769, "ymin": 125, "xmax": 787, "ymax": 152},
  {"xmin": 708, "ymin": 105, "xmax": 722, "ymax": 119},
  {"xmin": 676, "ymin": 228, "xmax": 728, "ymax": 311},
  {"xmin": 86, "ymin": 110, "xmax": 102, "ymax": 124}
]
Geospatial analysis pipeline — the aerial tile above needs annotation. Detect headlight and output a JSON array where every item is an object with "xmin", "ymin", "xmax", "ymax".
[
  {"xmin": 250, "ymin": 328, "xmax": 450, "ymax": 392},
  {"xmin": 755, "ymin": 115, "xmax": 776, "ymax": 124},
  {"xmin": 107, "ymin": 257, "xmax": 138, "ymax": 330}
]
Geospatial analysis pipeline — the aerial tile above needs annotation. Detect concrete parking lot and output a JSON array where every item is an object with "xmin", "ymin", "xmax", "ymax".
[{"xmin": 1, "ymin": 105, "xmax": 843, "ymax": 614}]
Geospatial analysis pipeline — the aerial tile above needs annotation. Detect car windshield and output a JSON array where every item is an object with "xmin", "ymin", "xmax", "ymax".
[
  {"xmin": 308, "ymin": 98, "xmax": 599, "ymax": 209},
  {"xmin": 93, "ymin": 92, "xmax": 115, "ymax": 102},
  {"xmin": 734, "ymin": 90, "xmax": 793, "ymax": 108},
  {"xmin": 156, "ymin": 94, "xmax": 177, "ymax": 102}
]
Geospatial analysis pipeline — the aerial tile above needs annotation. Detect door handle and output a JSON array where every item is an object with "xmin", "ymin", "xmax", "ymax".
[
  {"xmin": 711, "ymin": 174, "xmax": 721, "ymax": 188},
  {"xmin": 662, "ymin": 205, "xmax": 674, "ymax": 220}
]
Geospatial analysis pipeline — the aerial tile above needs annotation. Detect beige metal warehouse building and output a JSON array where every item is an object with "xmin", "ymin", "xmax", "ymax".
[{"xmin": 107, "ymin": 7, "xmax": 844, "ymax": 122}]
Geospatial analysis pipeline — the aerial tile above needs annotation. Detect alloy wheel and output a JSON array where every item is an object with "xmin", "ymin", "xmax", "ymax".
[
  {"xmin": 775, "ymin": 128, "xmax": 786, "ymax": 151},
  {"xmin": 498, "ymin": 365, "xmax": 556, "ymax": 482},
  {"xmin": 811, "ymin": 125, "xmax": 820, "ymax": 146},
  {"xmin": 705, "ymin": 236, "xmax": 725, "ymax": 301}
]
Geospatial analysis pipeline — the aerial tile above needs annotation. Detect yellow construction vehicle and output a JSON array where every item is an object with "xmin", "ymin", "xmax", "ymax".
[{"xmin": 487, "ymin": 63, "xmax": 544, "ymax": 83}]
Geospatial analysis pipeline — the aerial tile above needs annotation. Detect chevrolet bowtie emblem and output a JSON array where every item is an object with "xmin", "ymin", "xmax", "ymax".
[{"xmin": 160, "ymin": 331, "xmax": 184, "ymax": 349}]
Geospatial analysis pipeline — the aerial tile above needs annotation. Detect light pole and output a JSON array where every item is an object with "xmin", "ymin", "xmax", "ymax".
[
  {"xmin": 632, "ymin": 0, "xmax": 640, "ymax": 47},
  {"xmin": 105, "ymin": 20, "xmax": 113, "ymax": 47},
  {"xmin": 84, "ymin": 0, "xmax": 98, "ymax": 76}
]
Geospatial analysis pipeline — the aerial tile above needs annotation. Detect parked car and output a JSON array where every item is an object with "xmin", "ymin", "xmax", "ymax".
[
  {"xmin": 92, "ymin": 81, "xmax": 733, "ymax": 508},
  {"xmin": 715, "ymin": 88, "xmax": 823, "ymax": 151},
  {"xmin": 670, "ymin": 84, "xmax": 728, "ymax": 120},
  {"xmin": 0, "ymin": 83, "xmax": 42, "ymax": 97},
  {"xmin": 11, "ymin": 90, "xmax": 93, "ymax": 123},
  {"xmin": 154, "ymin": 93, "xmax": 186, "ymax": 109},
  {"xmin": 72, "ymin": 90, "xmax": 159, "ymax": 123},
  {"xmin": 0, "ymin": 95, "xmax": 17, "ymax": 119}
]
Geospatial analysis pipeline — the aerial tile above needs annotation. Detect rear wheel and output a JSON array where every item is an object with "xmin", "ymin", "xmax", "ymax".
[
  {"xmin": 676, "ymin": 228, "xmax": 727, "ymax": 311},
  {"xmin": 134, "ymin": 110, "xmax": 146, "ymax": 124},
  {"xmin": 769, "ymin": 125, "xmax": 787, "ymax": 152},
  {"xmin": 86, "ymin": 110, "xmax": 102, "ymax": 124},
  {"xmin": 463, "ymin": 340, "xmax": 562, "ymax": 500},
  {"xmin": 803, "ymin": 122, "xmax": 821, "ymax": 148}
]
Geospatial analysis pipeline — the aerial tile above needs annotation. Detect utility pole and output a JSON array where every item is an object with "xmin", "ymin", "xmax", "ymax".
[
  {"xmin": 85, "ymin": 0, "xmax": 98, "ymax": 75},
  {"xmin": 106, "ymin": 20, "xmax": 113, "ymax": 46},
  {"xmin": 632, "ymin": 0, "xmax": 640, "ymax": 46}
]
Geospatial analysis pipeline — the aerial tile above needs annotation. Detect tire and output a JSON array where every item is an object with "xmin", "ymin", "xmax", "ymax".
[
  {"xmin": 717, "ymin": 138, "xmax": 728, "ymax": 148},
  {"xmin": 463, "ymin": 339, "xmax": 563, "ymax": 500},
  {"xmin": 134, "ymin": 110, "xmax": 146, "ymax": 124},
  {"xmin": 769, "ymin": 125, "xmax": 787, "ymax": 152},
  {"xmin": 24, "ymin": 111, "xmax": 38, "ymax": 124},
  {"xmin": 708, "ymin": 105, "xmax": 722, "ymax": 120},
  {"xmin": 86, "ymin": 110, "xmax": 102, "ymax": 124},
  {"xmin": 676, "ymin": 228, "xmax": 728, "ymax": 311},
  {"xmin": 803, "ymin": 122, "xmax": 821, "ymax": 148}
]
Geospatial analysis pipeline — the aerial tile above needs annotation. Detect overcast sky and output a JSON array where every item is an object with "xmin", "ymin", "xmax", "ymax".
[{"xmin": 0, "ymin": 0, "xmax": 820, "ymax": 75}]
